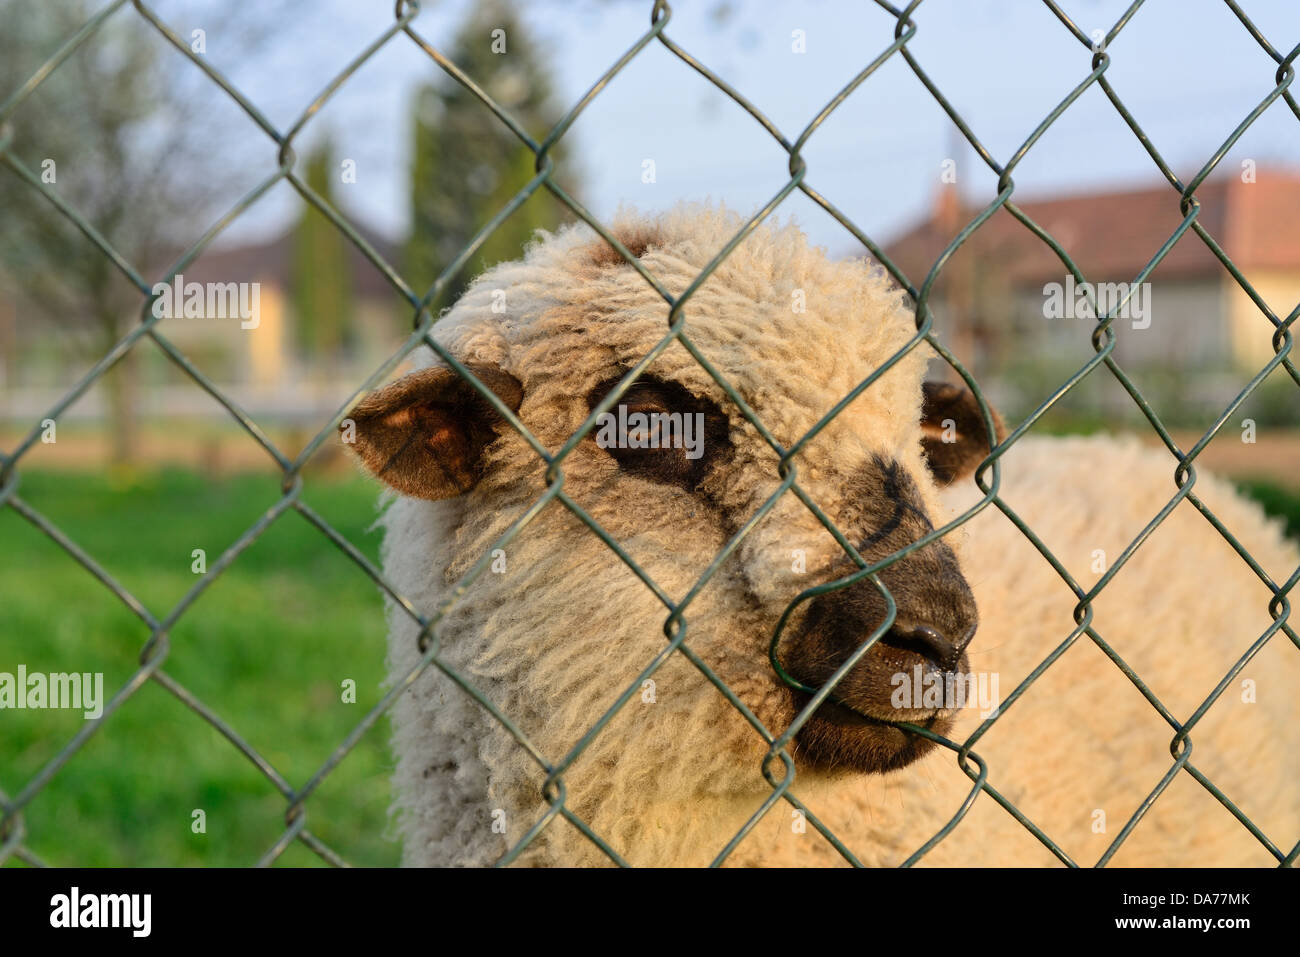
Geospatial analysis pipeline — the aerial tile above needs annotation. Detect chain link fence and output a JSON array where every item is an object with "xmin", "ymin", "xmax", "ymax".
[{"xmin": 1, "ymin": 0, "xmax": 1297, "ymax": 867}]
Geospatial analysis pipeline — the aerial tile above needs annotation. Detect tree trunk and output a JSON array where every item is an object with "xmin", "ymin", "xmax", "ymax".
[
  {"xmin": 0, "ymin": 296, "xmax": 15, "ymax": 390},
  {"xmin": 105, "ymin": 338, "xmax": 139, "ymax": 466}
]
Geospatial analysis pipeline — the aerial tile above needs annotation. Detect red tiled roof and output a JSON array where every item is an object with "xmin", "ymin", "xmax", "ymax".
[{"xmin": 883, "ymin": 168, "xmax": 1300, "ymax": 289}]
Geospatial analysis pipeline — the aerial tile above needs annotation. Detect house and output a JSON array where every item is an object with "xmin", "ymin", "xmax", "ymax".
[
  {"xmin": 883, "ymin": 168, "xmax": 1300, "ymax": 377},
  {"xmin": 153, "ymin": 223, "xmax": 408, "ymax": 413},
  {"xmin": 1, "ymin": 222, "xmax": 412, "ymax": 425}
]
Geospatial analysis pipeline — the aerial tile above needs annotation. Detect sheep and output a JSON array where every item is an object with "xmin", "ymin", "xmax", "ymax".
[{"xmin": 345, "ymin": 203, "xmax": 1300, "ymax": 867}]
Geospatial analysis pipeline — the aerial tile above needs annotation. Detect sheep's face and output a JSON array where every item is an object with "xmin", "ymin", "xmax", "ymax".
[
  {"xmin": 778, "ymin": 437, "xmax": 982, "ymax": 773},
  {"xmin": 348, "ymin": 208, "xmax": 1002, "ymax": 785}
]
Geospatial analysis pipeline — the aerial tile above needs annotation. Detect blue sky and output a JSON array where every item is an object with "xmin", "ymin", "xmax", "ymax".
[{"xmin": 198, "ymin": 0, "xmax": 1300, "ymax": 256}]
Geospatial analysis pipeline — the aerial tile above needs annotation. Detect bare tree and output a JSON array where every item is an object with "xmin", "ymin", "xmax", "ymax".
[{"xmin": 0, "ymin": 0, "xmax": 289, "ymax": 463}]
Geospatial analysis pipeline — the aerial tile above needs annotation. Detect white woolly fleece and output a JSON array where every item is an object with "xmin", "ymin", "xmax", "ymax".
[{"xmin": 371, "ymin": 205, "xmax": 1298, "ymax": 867}]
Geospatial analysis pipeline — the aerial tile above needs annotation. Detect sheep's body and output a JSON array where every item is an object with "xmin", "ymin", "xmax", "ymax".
[{"xmin": 367, "ymin": 206, "xmax": 1299, "ymax": 866}]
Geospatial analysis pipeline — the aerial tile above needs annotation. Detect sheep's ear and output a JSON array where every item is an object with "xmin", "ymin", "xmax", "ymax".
[
  {"xmin": 343, "ymin": 363, "xmax": 523, "ymax": 500},
  {"xmin": 920, "ymin": 381, "xmax": 1006, "ymax": 486}
]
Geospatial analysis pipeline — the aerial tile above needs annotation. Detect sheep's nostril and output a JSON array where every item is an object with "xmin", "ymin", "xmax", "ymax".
[{"xmin": 881, "ymin": 624, "xmax": 961, "ymax": 671}]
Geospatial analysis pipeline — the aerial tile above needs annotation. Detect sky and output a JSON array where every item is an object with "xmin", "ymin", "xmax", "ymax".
[{"xmin": 155, "ymin": 0, "xmax": 1300, "ymax": 257}]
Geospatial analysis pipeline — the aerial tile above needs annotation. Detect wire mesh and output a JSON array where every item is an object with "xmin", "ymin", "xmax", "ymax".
[{"xmin": 1, "ymin": 0, "xmax": 1297, "ymax": 868}]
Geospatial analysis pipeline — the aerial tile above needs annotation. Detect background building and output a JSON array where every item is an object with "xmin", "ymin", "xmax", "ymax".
[{"xmin": 886, "ymin": 168, "xmax": 1300, "ymax": 372}]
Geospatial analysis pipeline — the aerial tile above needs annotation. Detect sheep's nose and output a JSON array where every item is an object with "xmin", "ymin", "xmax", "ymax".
[{"xmin": 880, "ymin": 622, "xmax": 971, "ymax": 672}]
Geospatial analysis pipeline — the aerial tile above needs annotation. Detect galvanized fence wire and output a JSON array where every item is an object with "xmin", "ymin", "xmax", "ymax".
[{"xmin": 0, "ymin": 0, "xmax": 1297, "ymax": 867}]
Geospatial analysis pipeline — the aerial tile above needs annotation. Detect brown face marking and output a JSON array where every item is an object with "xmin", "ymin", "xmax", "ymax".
[
  {"xmin": 782, "ymin": 455, "xmax": 979, "ymax": 773},
  {"xmin": 586, "ymin": 375, "xmax": 732, "ymax": 490}
]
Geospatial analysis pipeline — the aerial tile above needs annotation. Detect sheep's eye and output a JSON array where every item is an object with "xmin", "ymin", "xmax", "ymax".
[
  {"xmin": 586, "ymin": 376, "xmax": 731, "ymax": 490},
  {"xmin": 617, "ymin": 404, "xmax": 670, "ymax": 445}
]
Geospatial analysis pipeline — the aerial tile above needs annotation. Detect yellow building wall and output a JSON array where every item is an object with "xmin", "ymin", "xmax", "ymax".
[
  {"xmin": 1225, "ymin": 271, "xmax": 1300, "ymax": 370},
  {"xmin": 247, "ymin": 281, "xmax": 286, "ymax": 388}
]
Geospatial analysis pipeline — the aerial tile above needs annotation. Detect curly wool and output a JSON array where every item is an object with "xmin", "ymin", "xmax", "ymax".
[{"xmin": 372, "ymin": 205, "xmax": 1299, "ymax": 866}]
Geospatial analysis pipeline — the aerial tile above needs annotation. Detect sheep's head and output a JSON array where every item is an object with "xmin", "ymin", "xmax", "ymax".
[{"xmin": 347, "ymin": 205, "xmax": 1002, "ymax": 785}]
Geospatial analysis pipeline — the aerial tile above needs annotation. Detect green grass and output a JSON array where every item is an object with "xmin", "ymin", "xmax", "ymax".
[
  {"xmin": 0, "ymin": 468, "xmax": 400, "ymax": 866},
  {"xmin": 1236, "ymin": 479, "xmax": 1300, "ymax": 543}
]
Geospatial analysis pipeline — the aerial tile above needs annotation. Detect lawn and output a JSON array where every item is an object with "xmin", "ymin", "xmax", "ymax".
[
  {"xmin": 1236, "ymin": 479, "xmax": 1300, "ymax": 543},
  {"xmin": 0, "ymin": 468, "xmax": 400, "ymax": 866}
]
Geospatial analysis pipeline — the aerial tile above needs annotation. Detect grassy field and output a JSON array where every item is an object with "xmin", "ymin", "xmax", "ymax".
[
  {"xmin": 1, "ymin": 468, "xmax": 399, "ymax": 866},
  {"xmin": 2, "ymin": 466, "xmax": 1297, "ymax": 867},
  {"xmin": 1236, "ymin": 479, "xmax": 1300, "ymax": 542}
]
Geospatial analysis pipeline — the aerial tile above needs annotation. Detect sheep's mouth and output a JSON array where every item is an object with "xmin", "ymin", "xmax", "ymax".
[{"xmin": 792, "ymin": 694, "xmax": 956, "ymax": 774}]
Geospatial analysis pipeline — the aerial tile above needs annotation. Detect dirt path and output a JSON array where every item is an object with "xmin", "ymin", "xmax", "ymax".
[
  {"xmin": 1151, "ymin": 429, "xmax": 1299, "ymax": 489},
  {"xmin": 0, "ymin": 424, "xmax": 352, "ymax": 477}
]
